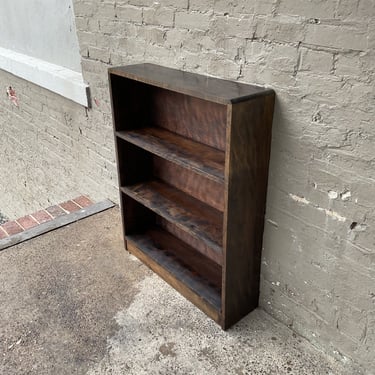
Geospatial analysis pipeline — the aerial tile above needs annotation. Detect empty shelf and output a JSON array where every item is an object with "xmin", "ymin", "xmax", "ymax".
[
  {"xmin": 116, "ymin": 127, "xmax": 225, "ymax": 183},
  {"xmin": 121, "ymin": 180, "xmax": 223, "ymax": 264},
  {"xmin": 126, "ymin": 227, "xmax": 222, "ymax": 315}
]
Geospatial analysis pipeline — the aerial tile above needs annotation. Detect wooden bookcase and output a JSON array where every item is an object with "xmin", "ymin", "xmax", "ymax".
[{"xmin": 109, "ymin": 63, "xmax": 275, "ymax": 329}]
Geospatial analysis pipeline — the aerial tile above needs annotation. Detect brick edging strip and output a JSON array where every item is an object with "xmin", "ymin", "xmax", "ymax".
[{"xmin": 0, "ymin": 199, "xmax": 115, "ymax": 251}]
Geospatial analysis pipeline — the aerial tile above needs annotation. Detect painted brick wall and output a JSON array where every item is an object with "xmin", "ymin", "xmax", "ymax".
[
  {"xmin": 0, "ymin": 1, "xmax": 374, "ymax": 372},
  {"xmin": 0, "ymin": 71, "xmax": 118, "ymax": 215}
]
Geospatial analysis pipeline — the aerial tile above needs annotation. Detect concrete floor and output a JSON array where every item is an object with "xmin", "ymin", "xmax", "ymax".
[
  {"xmin": 0, "ymin": 211, "xmax": 7, "ymax": 225},
  {"xmin": 0, "ymin": 208, "xmax": 355, "ymax": 375}
]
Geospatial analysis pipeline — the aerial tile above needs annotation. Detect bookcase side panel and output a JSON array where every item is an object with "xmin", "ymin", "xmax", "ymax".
[
  {"xmin": 109, "ymin": 74, "xmax": 152, "ymax": 131},
  {"xmin": 222, "ymin": 93, "xmax": 275, "ymax": 329}
]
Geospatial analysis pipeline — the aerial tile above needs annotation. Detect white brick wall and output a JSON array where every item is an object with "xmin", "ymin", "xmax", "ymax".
[{"xmin": 0, "ymin": 1, "xmax": 374, "ymax": 372}]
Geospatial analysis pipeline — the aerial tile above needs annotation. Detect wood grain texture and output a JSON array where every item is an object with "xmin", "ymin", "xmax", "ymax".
[
  {"xmin": 153, "ymin": 157, "xmax": 225, "ymax": 212},
  {"xmin": 109, "ymin": 64, "xmax": 273, "ymax": 105},
  {"xmin": 157, "ymin": 218, "xmax": 223, "ymax": 266},
  {"xmin": 222, "ymin": 93, "xmax": 275, "ymax": 329},
  {"xmin": 151, "ymin": 89, "xmax": 227, "ymax": 150},
  {"xmin": 121, "ymin": 180, "xmax": 223, "ymax": 264},
  {"xmin": 129, "ymin": 227, "xmax": 222, "ymax": 293},
  {"xmin": 127, "ymin": 228, "xmax": 221, "ymax": 322},
  {"xmin": 117, "ymin": 127, "xmax": 225, "ymax": 183},
  {"xmin": 110, "ymin": 64, "xmax": 275, "ymax": 330}
]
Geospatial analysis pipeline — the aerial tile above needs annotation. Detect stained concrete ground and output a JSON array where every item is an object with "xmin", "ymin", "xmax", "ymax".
[
  {"xmin": 0, "ymin": 208, "xmax": 357, "ymax": 375},
  {"xmin": 0, "ymin": 212, "xmax": 7, "ymax": 225}
]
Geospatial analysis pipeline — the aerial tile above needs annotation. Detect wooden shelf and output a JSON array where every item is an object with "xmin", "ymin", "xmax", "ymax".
[
  {"xmin": 126, "ymin": 227, "xmax": 221, "ymax": 319},
  {"xmin": 116, "ymin": 127, "xmax": 225, "ymax": 184},
  {"xmin": 109, "ymin": 63, "xmax": 274, "ymax": 105},
  {"xmin": 110, "ymin": 63, "xmax": 275, "ymax": 329},
  {"xmin": 121, "ymin": 180, "xmax": 223, "ymax": 264}
]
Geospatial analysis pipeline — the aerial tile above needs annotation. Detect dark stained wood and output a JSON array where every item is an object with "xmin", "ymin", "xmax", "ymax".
[
  {"xmin": 117, "ymin": 127, "xmax": 225, "ymax": 183},
  {"xmin": 128, "ymin": 227, "xmax": 222, "ymax": 295},
  {"xmin": 222, "ymin": 93, "xmax": 275, "ymax": 329},
  {"xmin": 109, "ymin": 63, "xmax": 273, "ymax": 105},
  {"xmin": 157, "ymin": 218, "xmax": 223, "ymax": 266},
  {"xmin": 121, "ymin": 194, "xmax": 155, "ymax": 242},
  {"xmin": 151, "ymin": 89, "xmax": 227, "ymax": 150},
  {"xmin": 116, "ymin": 139, "xmax": 152, "ymax": 186},
  {"xmin": 109, "ymin": 74, "xmax": 152, "ymax": 132},
  {"xmin": 109, "ymin": 64, "xmax": 275, "ymax": 330},
  {"xmin": 153, "ymin": 157, "xmax": 225, "ymax": 212},
  {"xmin": 121, "ymin": 180, "xmax": 223, "ymax": 264},
  {"xmin": 126, "ymin": 230, "xmax": 221, "ymax": 322}
]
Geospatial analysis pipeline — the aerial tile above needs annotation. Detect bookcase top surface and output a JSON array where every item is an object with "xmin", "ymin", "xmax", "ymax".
[{"xmin": 109, "ymin": 63, "xmax": 274, "ymax": 104}]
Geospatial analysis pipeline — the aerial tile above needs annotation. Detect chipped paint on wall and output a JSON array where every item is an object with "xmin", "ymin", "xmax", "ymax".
[
  {"xmin": 6, "ymin": 86, "xmax": 18, "ymax": 106},
  {"xmin": 289, "ymin": 193, "xmax": 346, "ymax": 222}
]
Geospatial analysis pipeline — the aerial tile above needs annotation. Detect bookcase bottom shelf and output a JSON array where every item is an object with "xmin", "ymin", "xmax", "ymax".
[
  {"xmin": 126, "ymin": 227, "xmax": 222, "ymax": 323},
  {"xmin": 121, "ymin": 180, "xmax": 223, "ymax": 262}
]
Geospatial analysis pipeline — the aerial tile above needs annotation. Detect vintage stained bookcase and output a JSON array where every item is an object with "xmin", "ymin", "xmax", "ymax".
[{"xmin": 109, "ymin": 63, "xmax": 275, "ymax": 329}]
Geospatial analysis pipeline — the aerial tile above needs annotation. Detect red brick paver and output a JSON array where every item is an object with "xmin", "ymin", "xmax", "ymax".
[
  {"xmin": 2, "ymin": 221, "xmax": 23, "ymax": 236},
  {"xmin": 46, "ymin": 205, "xmax": 66, "ymax": 219},
  {"xmin": 17, "ymin": 215, "xmax": 39, "ymax": 230},
  {"xmin": 0, "ymin": 227, "xmax": 8, "ymax": 239},
  {"xmin": 60, "ymin": 201, "xmax": 81, "ymax": 214},
  {"xmin": 0, "ymin": 196, "xmax": 94, "ymax": 241},
  {"xmin": 32, "ymin": 210, "xmax": 53, "ymax": 224},
  {"xmin": 73, "ymin": 195, "xmax": 93, "ymax": 208}
]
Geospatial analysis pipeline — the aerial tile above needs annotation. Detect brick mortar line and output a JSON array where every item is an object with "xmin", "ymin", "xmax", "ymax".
[
  {"xmin": 58, "ymin": 205, "xmax": 70, "ymax": 214},
  {"xmin": 15, "ymin": 219, "xmax": 27, "ymax": 231},
  {"xmin": 0, "ymin": 226, "xmax": 8, "ymax": 237},
  {"xmin": 29, "ymin": 211, "xmax": 54, "ymax": 225},
  {"xmin": 73, "ymin": 201, "xmax": 84, "ymax": 209},
  {"xmin": 0, "ymin": 197, "xmax": 94, "ymax": 236},
  {"xmin": 0, "ymin": 200, "xmax": 115, "ymax": 251}
]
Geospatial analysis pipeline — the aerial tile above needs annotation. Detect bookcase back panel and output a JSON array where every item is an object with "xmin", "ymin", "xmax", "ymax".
[
  {"xmin": 120, "ymin": 195, "xmax": 223, "ymax": 298},
  {"xmin": 150, "ymin": 88, "xmax": 227, "ymax": 151},
  {"xmin": 157, "ymin": 217, "xmax": 222, "ymax": 266},
  {"xmin": 111, "ymin": 76, "xmax": 227, "ymax": 151},
  {"xmin": 116, "ymin": 139, "xmax": 152, "ymax": 186},
  {"xmin": 152, "ymin": 157, "xmax": 224, "ymax": 212},
  {"xmin": 122, "ymin": 193, "xmax": 155, "ymax": 234},
  {"xmin": 118, "ymin": 139, "xmax": 225, "ymax": 212}
]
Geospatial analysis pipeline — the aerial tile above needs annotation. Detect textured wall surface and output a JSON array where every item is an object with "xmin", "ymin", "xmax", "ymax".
[
  {"xmin": 0, "ymin": 71, "xmax": 118, "ymax": 215},
  {"xmin": 0, "ymin": 0, "xmax": 374, "ymax": 372},
  {"xmin": 0, "ymin": 0, "xmax": 82, "ymax": 72}
]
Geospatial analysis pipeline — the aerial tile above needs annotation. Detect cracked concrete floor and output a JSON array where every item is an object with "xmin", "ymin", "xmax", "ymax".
[{"xmin": 0, "ymin": 208, "xmax": 356, "ymax": 375}]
